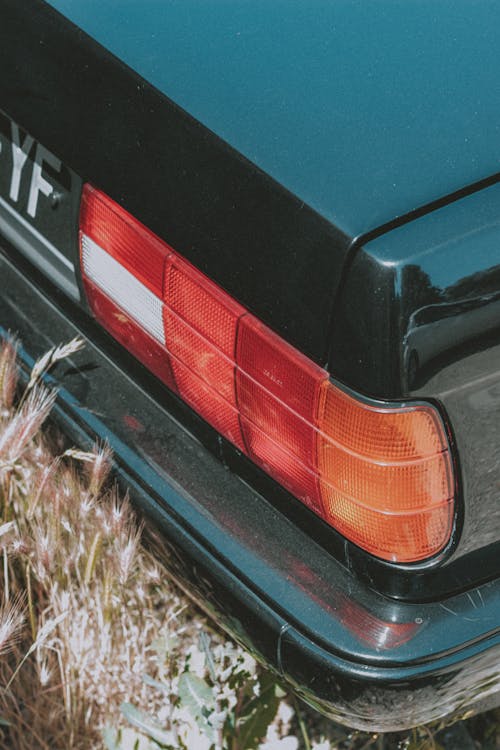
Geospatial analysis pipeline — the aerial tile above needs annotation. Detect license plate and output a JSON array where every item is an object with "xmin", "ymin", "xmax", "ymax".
[{"xmin": 0, "ymin": 110, "xmax": 81, "ymax": 300}]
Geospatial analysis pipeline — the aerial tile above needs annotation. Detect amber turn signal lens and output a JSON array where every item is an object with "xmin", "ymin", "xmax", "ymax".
[{"xmin": 316, "ymin": 382, "xmax": 454, "ymax": 562}]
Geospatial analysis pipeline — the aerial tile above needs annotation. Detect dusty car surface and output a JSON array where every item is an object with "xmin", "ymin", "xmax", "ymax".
[{"xmin": 1, "ymin": 0, "xmax": 500, "ymax": 731}]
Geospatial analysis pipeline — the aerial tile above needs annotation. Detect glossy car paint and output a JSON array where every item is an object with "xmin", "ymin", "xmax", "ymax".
[
  {"xmin": 0, "ymin": 0, "xmax": 499, "ymax": 727},
  {"xmin": 0, "ymin": 0, "xmax": 349, "ymax": 365},
  {"xmin": 45, "ymin": 0, "xmax": 500, "ymax": 237},
  {"xmin": 329, "ymin": 184, "xmax": 500, "ymax": 596}
]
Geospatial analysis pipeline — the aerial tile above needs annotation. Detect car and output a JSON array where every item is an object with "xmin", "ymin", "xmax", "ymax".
[{"xmin": 1, "ymin": 0, "xmax": 500, "ymax": 733}]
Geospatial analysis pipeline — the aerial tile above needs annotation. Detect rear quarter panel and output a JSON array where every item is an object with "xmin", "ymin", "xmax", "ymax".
[{"xmin": 329, "ymin": 182, "xmax": 500, "ymax": 594}]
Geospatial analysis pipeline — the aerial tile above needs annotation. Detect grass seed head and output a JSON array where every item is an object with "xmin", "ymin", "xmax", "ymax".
[
  {"xmin": 0, "ymin": 339, "xmax": 313, "ymax": 750},
  {"xmin": 0, "ymin": 594, "xmax": 24, "ymax": 656}
]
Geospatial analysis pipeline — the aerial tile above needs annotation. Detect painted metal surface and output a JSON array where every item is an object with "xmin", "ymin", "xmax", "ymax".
[
  {"xmin": 328, "ymin": 182, "xmax": 500, "ymax": 595},
  {"xmin": 45, "ymin": 0, "xmax": 500, "ymax": 238},
  {"xmin": 0, "ymin": 0, "xmax": 349, "ymax": 365}
]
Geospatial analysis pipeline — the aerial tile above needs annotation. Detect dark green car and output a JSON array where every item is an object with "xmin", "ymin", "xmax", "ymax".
[{"xmin": 1, "ymin": 0, "xmax": 500, "ymax": 731}]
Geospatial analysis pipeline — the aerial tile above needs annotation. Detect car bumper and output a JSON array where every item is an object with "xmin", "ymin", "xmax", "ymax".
[{"xmin": 2, "ymin": 247, "xmax": 500, "ymax": 732}]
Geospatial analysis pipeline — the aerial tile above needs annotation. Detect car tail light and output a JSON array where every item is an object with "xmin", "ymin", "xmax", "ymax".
[
  {"xmin": 80, "ymin": 188, "xmax": 177, "ymax": 389},
  {"xmin": 79, "ymin": 184, "xmax": 455, "ymax": 563}
]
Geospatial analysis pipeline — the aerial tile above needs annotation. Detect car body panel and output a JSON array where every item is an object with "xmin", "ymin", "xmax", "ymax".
[
  {"xmin": 328, "ymin": 182, "xmax": 500, "ymax": 595},
  {"xmin": 0, "ymin": 0, "xmax": 350, "ymax": 365},
  {"xmin": 329, "ymin": 181, "xmax": 500, "ymax": 398},
  {"xmin": 46, "ymin": 0, "xmax": 500, "ymax": 237}
]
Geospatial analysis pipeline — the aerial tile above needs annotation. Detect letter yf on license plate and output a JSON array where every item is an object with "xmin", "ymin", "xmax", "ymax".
[{"xmin": 0, "ymin": 109, "xmax": 82, "ymax": 300}]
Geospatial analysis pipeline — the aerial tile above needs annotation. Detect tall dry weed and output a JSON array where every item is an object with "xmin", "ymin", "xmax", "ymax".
[{"xmin": 0, "ymin": 340, "xmax": 306, "ymax": 750}]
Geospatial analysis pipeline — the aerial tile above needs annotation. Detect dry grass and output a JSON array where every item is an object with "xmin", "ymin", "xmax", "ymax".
[
  {"xmin": 0, "ymin": 336, "xmax": 485, "ymax": 750},
  {"xmin": 0, "ymin": 337, "xmax": 339, "ymax": 749}
]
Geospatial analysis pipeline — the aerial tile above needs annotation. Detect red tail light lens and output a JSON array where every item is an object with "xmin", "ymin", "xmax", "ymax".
[
  {"xmin": 235, "ymin": 316, "xmax": 324, "ymax": 514},
  {"xmin": 163, "ymin": 254, "xmax": 246, "ymax": 449},
  {"xmin": 80, "ymin": 187, "xmax": 177, "ymax": 390},
  {"xmin": 80, "ymin": 184, "xmax": 168, "ymax": 296},
  {"xmin": 79, "ymin": 184, "xmax": 455, "ymax": 563}
]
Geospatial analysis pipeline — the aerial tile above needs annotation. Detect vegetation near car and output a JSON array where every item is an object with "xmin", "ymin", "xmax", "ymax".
[
  {"xmin": 0, "ymin": 339, "xmax": 290, "ymax": 749},
  {"xmin": 1, "ymin": 338, "xmax": 489, "ymax": 749},
  {"xmin": 0, "ymin": 337, "xmax": 392, "ymax": 750}
]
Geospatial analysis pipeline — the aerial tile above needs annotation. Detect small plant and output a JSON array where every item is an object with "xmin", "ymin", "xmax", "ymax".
[{"xmin": 104, "ymin": 633, "xmax": 288, "ymax": 750}]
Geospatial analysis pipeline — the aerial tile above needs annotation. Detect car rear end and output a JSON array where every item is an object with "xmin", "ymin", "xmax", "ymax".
[{"xmin": 1, "ymin": 0, "xmax": 500, "ymax": 731}]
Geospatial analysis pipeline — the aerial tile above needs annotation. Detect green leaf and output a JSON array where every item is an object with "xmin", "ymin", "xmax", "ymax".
[
  {"xmin": 102, "ymin": 728, "xmax": 123, "ymax": 750},
  {"xmin": 178, "ymin": 672, "xmax": 215, "ymax": 741},
  {"xmin": 0, "ymin": 717, "xmax": 11, "ymax": 727},
  {"xmin": 240, "ymin": 673, "xmax": 277, "ymax": 719},
  {"xmin": 199, "ymin": 631, "xmax": 217, "ymax": 682},
  {"xmin": 142, "ymin": 673, "xmax": 169, "ymax": 693},
  {"xmin": 103, "ymin": 726, "xmax": 159, "ymax": 750},
  {"xmin": 237, "ymin": 676, "xmax": 281, "ymax": 750},
  {"xmin": 152, "ymin": 634, "xmax": 179, "ymax": 659},
  {"xmin": 120, "ymin": 702, "xmax": 173, "ymax": 747}
]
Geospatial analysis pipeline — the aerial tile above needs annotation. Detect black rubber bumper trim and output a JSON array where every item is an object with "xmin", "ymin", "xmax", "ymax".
[{"xmin": 3, "ymin": 249, "xmax": 500, "ymax": 731}]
